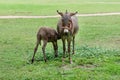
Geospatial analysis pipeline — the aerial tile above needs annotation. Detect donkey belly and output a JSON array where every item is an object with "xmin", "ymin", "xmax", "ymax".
[{"xmin": 71, "ymin": 16, "xmax": 79, "ymax": 35}]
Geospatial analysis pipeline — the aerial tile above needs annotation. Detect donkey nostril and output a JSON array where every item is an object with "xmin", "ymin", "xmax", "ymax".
[{"xmin": 64, "ymin": 32, "xmax": 68, "ymax": 35}]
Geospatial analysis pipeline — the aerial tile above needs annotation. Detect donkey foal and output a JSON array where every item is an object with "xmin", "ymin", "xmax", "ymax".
[{"xmin": 31, "ymin": 27, "xmax": 60, "ymax": 63}]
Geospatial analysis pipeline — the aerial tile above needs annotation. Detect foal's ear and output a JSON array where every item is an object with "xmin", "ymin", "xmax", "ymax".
[
  {"xmin": 70, "ymin": 11, "xmax": 78, "ymax": 16},
  {"xmin": 57, "ymin": 10, "xmax": 63, "ymax": 16}
]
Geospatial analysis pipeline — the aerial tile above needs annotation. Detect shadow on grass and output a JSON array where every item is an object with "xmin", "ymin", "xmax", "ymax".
[{"xmin": 27, "ymin": 51, "xmax": 63, "ymax": 64}]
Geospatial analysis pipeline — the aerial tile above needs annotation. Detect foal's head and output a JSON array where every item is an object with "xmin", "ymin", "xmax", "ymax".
[{"xmin": 57, "ymin": 10, "xmax": 77, "ymax": 36}]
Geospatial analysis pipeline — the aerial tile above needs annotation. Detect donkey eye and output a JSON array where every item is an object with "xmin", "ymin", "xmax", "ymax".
[
  {"xmin": 69, "ymin": 19, "xmax": 72, "ymax": 22},
  {"xmin": 68, "ymin": 22, "xmax": 71, "ymax": 27},
  {"xmin": 68, "ymin": 23, "xmax": 70, "ymax": 26}
]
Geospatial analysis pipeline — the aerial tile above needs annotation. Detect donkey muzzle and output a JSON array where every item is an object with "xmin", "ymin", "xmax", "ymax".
[{"xmin": 64, "ymin": 29, "xmax": 69, "ymax": 33}]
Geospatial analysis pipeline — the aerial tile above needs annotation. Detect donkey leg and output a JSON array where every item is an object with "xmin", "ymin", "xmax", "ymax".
[
  {"xmin": 62, "ymin": 39, "xmax": 66, "ymax": 63},
  {"xmin": 67, "ymin": 40, "xmax": 71, "ymax": 53},
  {"xmin": 42, "ymin": 40, "xmax": 47, "ymax": 62},
  {"xmin": 68, "ymin": 40, "xmax": 72, "ymax": 64},
  {"xmin": 52, "ymin": 41, "xmax": 58, "ymax": 57},
  {"xmin": 72, "ymin": 36, "xmax": 75, "ymax": 54},
  {"xmin": 31, "ymin": 41, "xmax": 39, "ymax": 63},
  {"xmin": 62, "ymin": 39, "xmax": 66, "ymax": 58}
]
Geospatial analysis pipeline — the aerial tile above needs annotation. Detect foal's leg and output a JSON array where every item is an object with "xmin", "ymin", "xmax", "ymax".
[
  {"xmin": 31, "ymin": 40, "xmax": 39, "ymax": 63},
  {"xmin": 42, "ymin": 40, "xmax": 47, "ymax": 62},
  {"xmin": 52, "ymin": 41, "xmax": 58, "ymax": 57}
]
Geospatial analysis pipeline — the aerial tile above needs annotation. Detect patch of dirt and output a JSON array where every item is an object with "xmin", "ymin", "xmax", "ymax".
[
  {"xmin": 0, "ymin": 12, "xmax": 120, "ymax": 19},
  {"xmin": 75, "ymin": 64, "xmax": 97, "ymax": 69},
  {"xmin": 61, "ymin": 63, "xmax": 97, "ymax": 71},
  {"xmin": 13, "ymin": 12, "xmax": 32, "ymax": 15}
]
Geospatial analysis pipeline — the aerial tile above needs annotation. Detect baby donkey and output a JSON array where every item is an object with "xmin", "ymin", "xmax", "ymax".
[{"xmin": 31, "ymin": 27, "xmax": 60, "ymax": 63}]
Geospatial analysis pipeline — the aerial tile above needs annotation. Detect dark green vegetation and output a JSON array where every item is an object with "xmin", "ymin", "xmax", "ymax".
[{"xmin": 0, "ymin": 16, "xmax": 120, "ymax": 80}]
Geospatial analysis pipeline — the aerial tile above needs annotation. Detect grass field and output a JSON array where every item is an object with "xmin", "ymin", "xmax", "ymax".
[
  {"xmin": 0, "ymin": 16, "xmax": 120, "ymax": 80},
  {"xmin": 0, "ymin": 0, "xmax": 120, "ymax": 15},
  {"xmin": 0, "ymin": 0, "xmax": 120, "ymax": 80}
]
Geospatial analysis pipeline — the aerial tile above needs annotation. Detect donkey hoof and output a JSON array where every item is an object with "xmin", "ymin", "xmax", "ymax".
[
  {"xmin": 69, "ymin": 58, "xmax": 73, "ymax": 64},
  {"xmin": 72, "ymin": 52, "xmax": 75, "ymax": 55},
  {"xmin": 44, "ymin": 59, "xmax": 47, "ymax": 62},
  {"xmin": 70, "ymin": 61, "xmax": 73, "ymax": 64},
  {"xmin": 31, "ymin": 59, "xmax": 34, "ymax": 64},
  {"xmin": 62, "ymin": 58, "xmax": 65, "ymax": 62},
  {"xmin": 55, "ymin": 55, "xmax": 58, "ymax": 57}
]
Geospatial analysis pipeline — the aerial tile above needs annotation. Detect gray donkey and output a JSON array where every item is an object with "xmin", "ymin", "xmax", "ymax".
[
  {"xmin": 31, "ymin": 27, "xmax": 60, "ymax": 63},
  {"xmin": 57, "ymin": 10, "xmax": 79, "ymax": 63}
]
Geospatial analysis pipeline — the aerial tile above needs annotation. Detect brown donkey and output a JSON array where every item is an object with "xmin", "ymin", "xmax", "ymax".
[
  {"xmin": 57, "ymin": 10, "xmax": 79, "ymax": 63},
  {"xmin": 31, "ymin": 27, "xmax": 60, "ymax": 63}
]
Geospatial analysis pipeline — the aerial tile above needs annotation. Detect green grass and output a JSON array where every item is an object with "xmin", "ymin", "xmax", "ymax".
[
  {"xmin": 0, "ymin": 15, "xmax": 120, "ymax": 80},
  {"xmin": 0, "ymin": 0, "xmax": 120, "ymax": 15},
  {"xmin": 0, "ymin": 0, "xmax": 120, "ymax": 4},
  {"xmin": 0, "ymin": 1, "xmax": 120, "ymax": 80}
]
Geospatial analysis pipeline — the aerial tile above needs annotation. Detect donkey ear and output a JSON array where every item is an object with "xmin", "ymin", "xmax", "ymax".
[
  {"xmin": 70, "ymin": 11, "xmax": 78, "ymax": 16},
  {"xmin": 57, "ymin": 10, "xmax": 63, "ymax": 16}
]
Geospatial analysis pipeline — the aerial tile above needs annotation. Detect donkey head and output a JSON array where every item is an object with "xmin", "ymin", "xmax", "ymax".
[{"xmin": 57, "ymin": 10, "xmax": 77, "ymax": 35}]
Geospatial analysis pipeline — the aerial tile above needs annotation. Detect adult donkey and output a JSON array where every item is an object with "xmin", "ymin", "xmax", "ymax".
[{"xmin": 57, "ymin": 10, "xmax": 79, "ymax": 63}]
